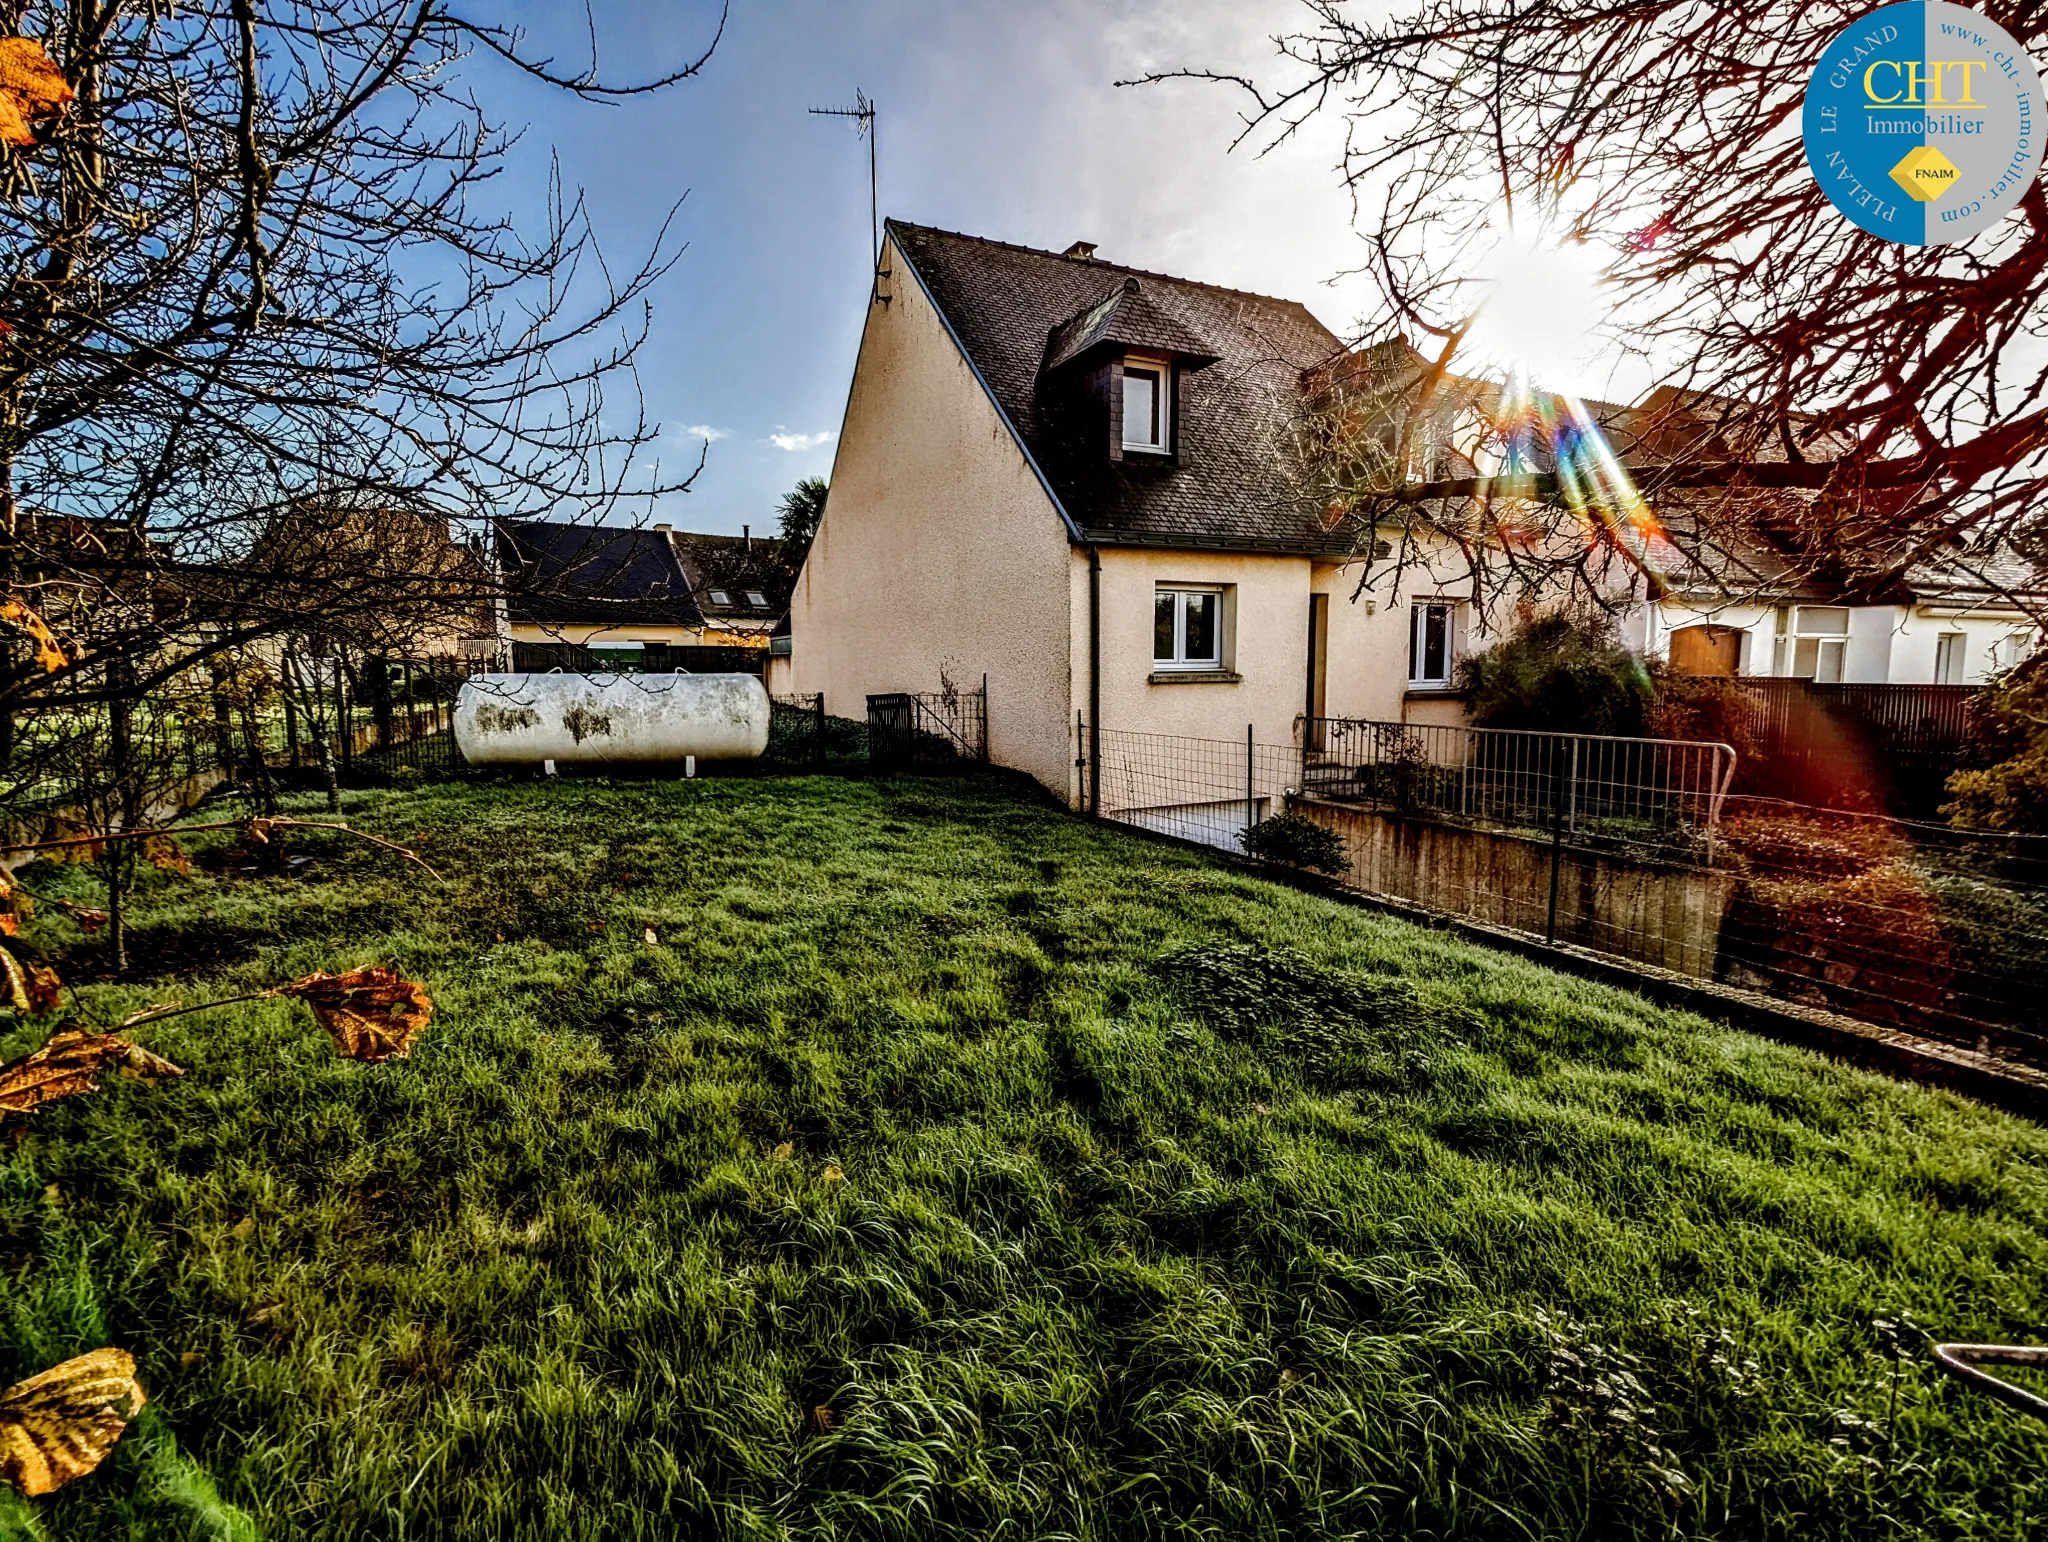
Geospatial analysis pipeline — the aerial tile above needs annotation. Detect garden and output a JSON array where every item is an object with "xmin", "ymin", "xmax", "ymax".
[{"xmin": 1, "ymin": 769, "xmax": 2043, "ymax": 1540}]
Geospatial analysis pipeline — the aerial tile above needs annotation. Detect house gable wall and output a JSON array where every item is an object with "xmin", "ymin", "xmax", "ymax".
[{"xmin": 787, "ymin": 235, "xmax": 1076, "ymax": 793}]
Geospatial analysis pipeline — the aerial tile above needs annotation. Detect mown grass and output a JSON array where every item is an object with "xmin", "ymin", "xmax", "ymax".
[{"xmin": 1, "ymin": 769, "xmax": 2045, "ymax": 1541}]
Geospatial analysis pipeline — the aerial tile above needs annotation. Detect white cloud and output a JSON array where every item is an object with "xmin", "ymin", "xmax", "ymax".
[
  {"xmin": 768, "ymin": 427, "xmax": 837, "ymax": 453},
  {"xmin": 682, "ymin": 423, "xmax": 732, "ymax": 442}
]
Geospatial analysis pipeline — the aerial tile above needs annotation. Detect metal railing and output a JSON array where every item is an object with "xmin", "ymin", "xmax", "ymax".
[{"xmin": 1302, "ymin": 716, "xmax": 1737, "ymax": 860}]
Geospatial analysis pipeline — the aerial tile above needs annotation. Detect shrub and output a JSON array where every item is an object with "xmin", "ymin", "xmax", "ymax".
[
  {"xmin": 1459, "ymin": 611, "xmax": 1655, "ymax": 736},
  {"xmin": 1943, "ymin": 652, "xmax": 2048, "ymax": 832},
  {"xmin": 1240, "ymin": 809, "xmax": 1348, "ymax": 872}
]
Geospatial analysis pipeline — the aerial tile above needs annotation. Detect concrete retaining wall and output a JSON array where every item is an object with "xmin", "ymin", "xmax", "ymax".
[{"xmin": 1295, "ymin": 796, "xmax": 1739, "ymax": 979}]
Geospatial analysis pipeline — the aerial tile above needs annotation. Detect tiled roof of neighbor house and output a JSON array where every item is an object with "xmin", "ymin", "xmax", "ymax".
[
  {"xmin": 668, "ymin": 531, "xmax": 794, "ymax": 621},
  {"xmin": 495, "ymin": 519, "xmax": 703, "ymax": 628},
  {"xmin": 889, "ymin": 220, "xmax": 1354, "ymax": 553}
]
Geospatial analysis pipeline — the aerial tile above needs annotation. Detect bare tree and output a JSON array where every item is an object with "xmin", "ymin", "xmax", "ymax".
[
  {"xmin": 1135, "ymin": 1, "xmax": 2048, "ymax": 614},
  {"xmin": 0, "ymin": 1, "xmax": 722, "ymax": 756}
]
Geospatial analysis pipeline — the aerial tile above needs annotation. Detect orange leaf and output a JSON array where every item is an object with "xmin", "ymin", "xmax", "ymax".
[
  {"xmin": 277, "ymin": 966, "xmax": 431, "ymax": 1063},
  {"xmin": 52, "ymin": 900, "xmax": 105, "ymax": 934},
  {"xmin": 0, "ymin": 36, "xmax": 74, "ymax": 151},
  {"xmin": 0, "ymin": 1348, "xmax": 144, "ymax": 1498},
  {"xmin": 0, "ymin": 595, "xmax": 70, "ymax": 673},
  {"xmin": 0, "ymin": 1030, "xmax": 182, "ymax": 1121}
]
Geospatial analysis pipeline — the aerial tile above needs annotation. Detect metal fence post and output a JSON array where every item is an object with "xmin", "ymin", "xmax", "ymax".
[
  {"xmin": 814, "ymin": 692, "xmax": 826, "ymax": 767},
  {"xmin": 1246, "ymin": 722, "xmax": 1256, "ymax": 837},
  {"xmin": 1546, "ymin": 743, "xmax": 1566, "ymax": 943}
]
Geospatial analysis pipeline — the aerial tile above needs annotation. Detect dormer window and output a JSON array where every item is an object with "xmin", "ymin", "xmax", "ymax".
[{"xmin": 1122, "ymin": 360, "xmax": 1168, "ymax": 453}]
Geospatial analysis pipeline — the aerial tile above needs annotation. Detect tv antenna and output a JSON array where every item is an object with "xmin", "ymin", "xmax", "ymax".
[{"xmin": 809, "ymin": 89, "xmax": 880, "ymax": 279}]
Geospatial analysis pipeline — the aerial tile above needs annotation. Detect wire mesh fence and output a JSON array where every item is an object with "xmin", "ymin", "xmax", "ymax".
[
  {"xmin": 1086, "ymin": 716, "xmax": 2048, "ymax": 1072},
  {"xmin": 1091, "ymin": 725, "xmax": 1299, "ymax": 850},
  {"xmin": 867, "ymin": 681, "xmax": 988, "ymax": 769}
]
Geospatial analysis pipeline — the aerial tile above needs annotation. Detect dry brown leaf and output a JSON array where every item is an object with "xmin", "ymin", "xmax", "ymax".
[
  {"xmin": 0, "ymin": 595, "xmax": 70, "ymax": 673},
  {"xmin": 770, "ymin": 1141, "xmax": 793, "ymax": 1161},
  {"xmin": 277, "ymin": 966, "xmax": 431, "ymax": 1063},
  {"xmin": 142, "ymin": 833, "xmax": 188, "ymax": 875},
  {"xmin": 54, "ymin": 901, "xmax": 105, "ymax": 934},
  {"xmin": 24, "ymin": 964, "xmax": 59, "ymax": 1016},
  {"xmin": 642, "ymin": 926, "xmax": 658, "ymax": 946},
  {"xmin": 0, "ymin": 37, "xmax": 74, "ymax": 151},
  {"xmin": 821, "ymin": 1163, "xmax": 845, "ymax": 1186},
  {"xmin": 0, "ymin": 1030, "xmax": 184, "ymax": 1121},
  {"xmin": 0, "ymin": 1347, "xmax": 144, "ymax": 1498},
  {"xmin": 0, "ymin": 947, "xmax": 27, "ymax": 1013},
  {"xmin": 243, "ymin": 817, "xmax": 274, "ymax": 844}
]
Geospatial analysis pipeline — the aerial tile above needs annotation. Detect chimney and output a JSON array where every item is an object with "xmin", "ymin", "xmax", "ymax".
[
  {"xmin": 743, "ymin": 522, "xmax": 751, "ymax": 557},
  {"xmin": 1062, "ymin": 241, "xmax": 1097, "ymax": 261},
  {"xmin": 654, "ymin": 522, "xmax": 672, "ymax": 534}
]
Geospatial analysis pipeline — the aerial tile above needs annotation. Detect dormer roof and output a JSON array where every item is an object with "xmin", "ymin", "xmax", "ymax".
[
  {"xmin": 1042, "ymin": 276, "xmax": 1222, "ymax": 373},
  {"xmin": 888, "ymin": 220, "xmax": 1352, "ymax": 554}
]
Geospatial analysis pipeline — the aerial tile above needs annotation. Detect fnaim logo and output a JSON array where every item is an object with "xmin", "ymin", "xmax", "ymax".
[{"xmin": 1804, "ymin": 3, "xmax": 2044, "ymax": 245}]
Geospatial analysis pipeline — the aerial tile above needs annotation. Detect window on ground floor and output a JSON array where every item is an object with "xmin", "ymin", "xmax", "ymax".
[
  {"xmin": 1776, "ymin": 604, "xmax": 1849, "ymax": 682},
  {"xmin": 1935, "ymin": 631, "xmax": 1966, "ymax": 683},
  {"xmin": 1154, "ymin": 586, "xmax": 1225, "ymax": 671},
  {"xmin": 1408, "ymin": 600, "xmax": 1460, "ymax": 687}
]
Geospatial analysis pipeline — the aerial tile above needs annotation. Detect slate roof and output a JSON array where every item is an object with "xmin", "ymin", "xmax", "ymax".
[
  {"xmin": 669, "ymin": 531, "xmax": 794, "ymax": 622},
  {"xmin": 495, "ymin": 519, "xmax": 703, "ymax": 628},
  {"xmin": 889, "ymin": 220, "xmax": 1353, "ymax": 553}
]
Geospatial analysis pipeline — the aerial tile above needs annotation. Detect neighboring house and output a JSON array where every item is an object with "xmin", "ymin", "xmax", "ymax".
[
  {"xmin": 784, "ymin": 221, "xmax": 1504, "ymax": 801},
  {"xmin": 1634, "ymin": 539, "xmax": 2044, "ymax": 686},
  {"xmin": 784, "ymin": 221, "xmax": 2040, "ymax": 803},
  {"xmin": 494, "ymin": 518, "xmax": 787, "ymax": 669}
]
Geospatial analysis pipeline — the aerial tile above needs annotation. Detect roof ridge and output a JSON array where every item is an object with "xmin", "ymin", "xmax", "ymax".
[{"xmin": 885, "ymin": 218, "xmax": 1327, "ymax": 319}]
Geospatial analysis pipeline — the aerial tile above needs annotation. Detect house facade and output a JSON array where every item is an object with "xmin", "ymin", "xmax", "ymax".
[
  {"xmin": 783, "ymin": 223, "xmax": 1490, "ymax": 801},
  {"xmin": 784, "ymin": 222, "xmax": 2041, "ymax": 803}
]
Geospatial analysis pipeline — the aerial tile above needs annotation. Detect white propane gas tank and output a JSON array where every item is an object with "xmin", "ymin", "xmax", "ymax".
[{"xmin": 453, "ymin": 673, "xmax": 770, "ymax": 766}]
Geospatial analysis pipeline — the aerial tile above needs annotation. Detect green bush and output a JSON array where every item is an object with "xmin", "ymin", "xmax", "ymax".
[
  {"xmin": 1944, "ymin": 652, "xmax": 2048, "ymax": 832},
  {"xmin": 1239, "ymin": 808, "xmax": 1348, "ymax": 872},
  {"xmin": 1459, "ymin": 612, "xmax": 1655, "ymax": 735}
]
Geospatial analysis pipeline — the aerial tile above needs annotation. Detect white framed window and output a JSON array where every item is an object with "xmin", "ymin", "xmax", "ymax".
[
  {"xmin": 1122, "ymin": 360, "xmax": 1168, "ymax": 453},
  {"xmin": 1154, "ymin": 586, "xmax": 1223, "ymax": 670},
  {"xmin": 1935, "ymin": 631, "xmax": 1966, "ymax": 684},
  {"xmin": 707, "ymin": 589, "xmax": 731, "ymax": 606},
  {"xmin": 1409, "ymin": 600, "xmax": 1459, "ymax": 687},
  {"xmin": 745, "ymin": 589, "xmax": 769, "ymax": 608},
  {"xmin": 1791, "ymin": 605, "xmax": 1849, "ymax": 683}
]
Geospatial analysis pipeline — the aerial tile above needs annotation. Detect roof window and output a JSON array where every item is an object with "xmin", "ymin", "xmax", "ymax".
[
  {"xmin": 708, "ymin": 589, "xmax": 731, "ymax": 605},
  {"xmin": 745, "ymin": 590, "xmax": 769, "ymax": 608}
]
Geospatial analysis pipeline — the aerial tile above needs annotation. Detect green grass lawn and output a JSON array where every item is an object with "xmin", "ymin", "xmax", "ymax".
[{"xmin": 3, "ymin": 770, "xmax": 2045, "ymax": 1541}]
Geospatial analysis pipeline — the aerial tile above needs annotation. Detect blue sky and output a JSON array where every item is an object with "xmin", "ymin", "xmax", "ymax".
[{"xmin": 484, "ymin": 0, "xmax": 1382, "ymax": 535}]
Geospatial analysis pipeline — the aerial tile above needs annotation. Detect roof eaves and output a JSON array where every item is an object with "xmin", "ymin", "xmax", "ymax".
[
  {"xmin": 1074, "ymin": 526, "xmax": 1360, "ymax": 559},
  {"xmin": 888, "ymin": 222, "xmax": 1086, "ymax": 547}
]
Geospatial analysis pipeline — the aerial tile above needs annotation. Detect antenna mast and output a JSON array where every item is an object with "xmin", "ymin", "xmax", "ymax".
[{"xmin": 808, "ymin": 89, "xmax": 880, "ymax": 286}]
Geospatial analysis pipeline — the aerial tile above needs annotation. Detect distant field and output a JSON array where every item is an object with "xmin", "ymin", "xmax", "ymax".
[{"xmin": 2, "ymin": 771, "xmax": 2044, "ymax": 1541}]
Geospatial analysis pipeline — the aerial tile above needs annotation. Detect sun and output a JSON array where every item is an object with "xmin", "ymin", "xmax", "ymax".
[{"xmin": 1459, "ymin": 232, "xmax": 1610, "ymax": 392}]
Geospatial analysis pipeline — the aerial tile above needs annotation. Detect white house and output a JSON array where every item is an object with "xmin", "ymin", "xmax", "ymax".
[{"xmin": 781, "ymin": 221, "xmax": 2041, "ymax": 803}]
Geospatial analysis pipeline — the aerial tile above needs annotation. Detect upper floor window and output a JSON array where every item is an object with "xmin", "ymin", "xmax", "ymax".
[
  {"xmin": 1122, "ymin": 360, "xmax": 1168, "ymax": 453},
  {"xmin": 1155, "ymin": 586, "xmax": 1222, "ymax": 670},
  {"xmin": 1409, "ymin": 600, "xmax": 1460, "ymax": 687}
]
